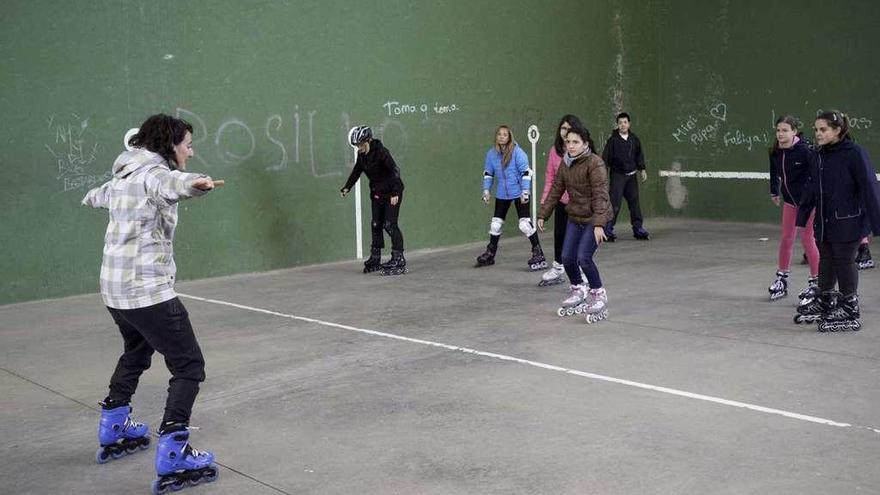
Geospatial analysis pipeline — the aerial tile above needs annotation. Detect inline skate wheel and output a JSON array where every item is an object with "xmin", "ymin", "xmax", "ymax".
[
  {"xmin": 556, "ymin": 308, "xmax": 565, "ymax": 317},
  {"xmin": 204, "ymin": 467, "xmax": 219, "ymax": 483}
]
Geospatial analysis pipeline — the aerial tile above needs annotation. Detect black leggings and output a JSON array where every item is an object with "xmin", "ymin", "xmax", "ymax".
[
  {"xmin": 106, "ymin": 297, "xmax": 205, "ymax": 427},
  {"xmin": 493, "ymin": 198, "xmax": 530, "ymax": 219},
  {"xmin": 371, "ymin": 193, "xmax": 404, "ymax": 252},
  {"xmin": 818, "ymin": 239, "xmax": 861, "ymax": 297},
  {"xmin": 552, "ymin": 202, "xmax": 568, "ymax": 264}
]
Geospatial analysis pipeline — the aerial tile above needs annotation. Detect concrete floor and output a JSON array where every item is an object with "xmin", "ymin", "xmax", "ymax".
[{"xmin": 2, "ymin": 218, "xmax": 880, "ymax": 495}]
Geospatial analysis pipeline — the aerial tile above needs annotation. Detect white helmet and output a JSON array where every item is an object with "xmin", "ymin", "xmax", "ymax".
[{"xmin": 350, "ymin": 125, "xmax": 373, "ymax": 146}]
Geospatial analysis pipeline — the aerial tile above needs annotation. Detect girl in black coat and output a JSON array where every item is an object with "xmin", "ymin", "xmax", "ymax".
[{"xmin": 795, "ymin": 110, "xmax": 880, "ymax": 331}]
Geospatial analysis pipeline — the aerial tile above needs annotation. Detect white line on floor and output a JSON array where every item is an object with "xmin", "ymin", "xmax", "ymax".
[{"xmin": 179, "ymin": 293, "xmax": 879, "ymax": 434}]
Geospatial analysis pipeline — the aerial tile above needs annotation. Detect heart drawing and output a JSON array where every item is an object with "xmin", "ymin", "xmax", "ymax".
[{"xmin": 709, "ymin": 102, "xmax": 727, "ymax": 122}]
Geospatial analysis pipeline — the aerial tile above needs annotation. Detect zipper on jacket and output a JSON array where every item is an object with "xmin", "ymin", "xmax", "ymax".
[{"xmin": 781, "ymin": 150, "xmax": 795, "ymax": 206}]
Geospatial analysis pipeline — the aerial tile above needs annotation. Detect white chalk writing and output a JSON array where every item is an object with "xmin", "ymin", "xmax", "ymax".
[
  {"xmin": 175, "ymin": 107, "xmax": 355, "ymax": 177},
  {"xmin": 671, "ymin": 101, "xmax": 767, "ymax": 151},
  {"xmin": 382, "ymin": 100, "xmax": 459, "ymax": 118},
  {"xmin": 722, "ymin": 130, "xmax": 769, "ymax": 151},
  {"xmin": 45, "ymin": 113, "xmax": 103, "ymax": 192},
  {"xmin": 672, "ymin": 115, "xmax": 698, "ymax": 143}
]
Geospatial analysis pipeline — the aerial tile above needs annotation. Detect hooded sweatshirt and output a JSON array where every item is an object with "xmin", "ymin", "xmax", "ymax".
[
  {"xmin": 82, "ymin": 149, "xmax": 210, "ymax": 309},
  {"xmin": 342, "ymin": 139, "xmax": 404, "ymax": 198},
  {"xmin": 769, "ymin": 137, "xmax": 812, "ymax": 205},
  {"xmin": 540, "ymin": 147, "xmax": 569, "ymax": 205},
  {"xmin": 602, "ymin": 129, "xmax": 645, "ymax": 175}
]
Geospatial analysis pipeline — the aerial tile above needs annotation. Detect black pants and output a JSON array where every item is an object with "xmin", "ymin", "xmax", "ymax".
[
  {"xmin": 818, "ymin": 239, "xmax": 861, "ymax": 297},
  {"xmin": 608, "ymin": 171, "xmax": 643, "ymax": 232},
  {"xmin": 371, "ymin": 193, "xmax": 404, "ymax": 252},
  {"xmin": 552, "ymin": 202, "xmax": 568, "ymax": 264},
  {"xmin": 106, "ymin": 297, "xmax": 205, "ymax": 427}
]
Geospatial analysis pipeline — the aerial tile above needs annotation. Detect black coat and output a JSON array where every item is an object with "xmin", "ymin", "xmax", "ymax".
[
  {"xmin": 341, "ymin": 139, "xmax": 404, "ymax": 198},
  {"xmin": 797, "ymin": 139, "xmax": 880, "ymax": 242},
  {"xmin": 769, "ymin": 139, "xmax": 812, "ymax": 206}
]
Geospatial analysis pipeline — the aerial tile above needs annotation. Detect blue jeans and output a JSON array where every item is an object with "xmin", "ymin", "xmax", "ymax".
[{"xmin": 561, "ymin": 221, "xmax": 602, "ymax": 288}]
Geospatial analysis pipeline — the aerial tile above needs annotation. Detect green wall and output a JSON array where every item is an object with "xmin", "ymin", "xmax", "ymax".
[
  {"xmin": 1, "ymin": 0, "xmax": 639, "ymax": 305},
  {"xmin": 3, "ymin": 1, "xmax": 877, "ymax": 305},
  {"xmin": 649, "ymin": 1, "xmax": 880, "ymax": 221}
]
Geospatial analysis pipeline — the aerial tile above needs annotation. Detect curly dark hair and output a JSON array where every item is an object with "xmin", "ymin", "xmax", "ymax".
[
  {"xmin": 127, "ymin": 114, "xmax": 193, "ymax": 167},
  {"xmin": 566, "ymin": 125, "xmax": 596, "ymax": 154}
]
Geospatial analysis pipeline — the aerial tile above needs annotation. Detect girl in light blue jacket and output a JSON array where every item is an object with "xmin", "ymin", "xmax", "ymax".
[{"xmin": 475, "ymin": 125, "xmax": 547, "ymax": 270}]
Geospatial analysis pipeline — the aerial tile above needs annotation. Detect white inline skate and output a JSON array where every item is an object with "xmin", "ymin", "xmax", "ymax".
[
  {"xmin": 538, "ymin": 261, "xmax": 565, "ymax": 287},
  {"xmin": 584, "ymin": 287, "xmax": 608, "ymax": 324},
  {"xmin": 557, "ymin": 284, "xmax": 588, "ymax": 317}
]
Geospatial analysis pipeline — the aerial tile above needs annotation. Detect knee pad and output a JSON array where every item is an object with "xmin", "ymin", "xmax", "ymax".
[
  {"xmin": 489, "ymin": 217, "xmax": 504, "ymax": 236},
  {"xmin": 371, "ymin": 220, "xmax": 382, "ymax": 232},
  {"xmin": 519, "ymin": 217, "xmax": 536, "ymax": 236}
]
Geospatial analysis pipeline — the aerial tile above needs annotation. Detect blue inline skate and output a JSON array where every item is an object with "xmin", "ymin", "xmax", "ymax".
[
  {"xmin": 95, "ymin": 403, "xmax": 150, "ymax": 464},
  {"xmin": 152, "ymin": 429, "xmax": 218, "ymax": 494}
]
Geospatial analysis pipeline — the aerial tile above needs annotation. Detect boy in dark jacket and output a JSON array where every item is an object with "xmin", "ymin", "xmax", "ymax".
[{"xmin": 602, "ymin": 112, "xmax": 649, "ymax": 241}]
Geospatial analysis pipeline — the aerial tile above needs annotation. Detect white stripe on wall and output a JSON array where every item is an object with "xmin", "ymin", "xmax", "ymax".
[
  {"xmin": 659, "ymin": 170, "xmax": 880, "ymax": 181},
  {"xmin": 659, "ymin": 170, "xmax": 769, "ymax": 179}
]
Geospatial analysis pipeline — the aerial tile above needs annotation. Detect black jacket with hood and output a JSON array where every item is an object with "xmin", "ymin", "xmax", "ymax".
[
  {"xmin": 342, "ymin": 139, "xmax": 404, "ymax": 198},
  {"xmin": 769, "ymin": 138, "xmax": 813, "ymax": 206}
]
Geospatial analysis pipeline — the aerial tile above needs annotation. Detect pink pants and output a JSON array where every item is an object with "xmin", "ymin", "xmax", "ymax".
[{"xmin": 779, "ymin": 202, "xmax": 819, "ymax": 275}]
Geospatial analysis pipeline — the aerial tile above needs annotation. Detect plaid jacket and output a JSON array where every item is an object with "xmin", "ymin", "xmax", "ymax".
[{"xmin": 82, "ymin": 149, "xmax": 209, "ymax": 309}]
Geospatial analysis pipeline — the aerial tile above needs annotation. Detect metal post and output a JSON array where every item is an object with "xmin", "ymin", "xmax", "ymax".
[
  {"xmin": 347, "ymin": 127, "xmax": 363, "ymax": 260},
  {"xmin": 527, "ymin": 125, "xmax": 540, "ymax": 224}
]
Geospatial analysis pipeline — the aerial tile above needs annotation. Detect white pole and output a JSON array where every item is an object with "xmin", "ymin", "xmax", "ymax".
[
  {"xmin": 347, "ymin": 127, "xmax": 363, "ymax": 260},
  {"xmin": 527, "ymin": 124, "xmax": 540, "ymax": 224}
]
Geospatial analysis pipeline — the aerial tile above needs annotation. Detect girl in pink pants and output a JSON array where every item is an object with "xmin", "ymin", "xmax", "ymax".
[{"xmin": 768, "ymin": 115, "xmax": 820, "ymax": 302}]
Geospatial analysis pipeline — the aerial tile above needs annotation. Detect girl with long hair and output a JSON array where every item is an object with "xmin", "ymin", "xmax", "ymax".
[{"xmin": 475, "ymin": 125, "xmax": 546, "ymax": 270}]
